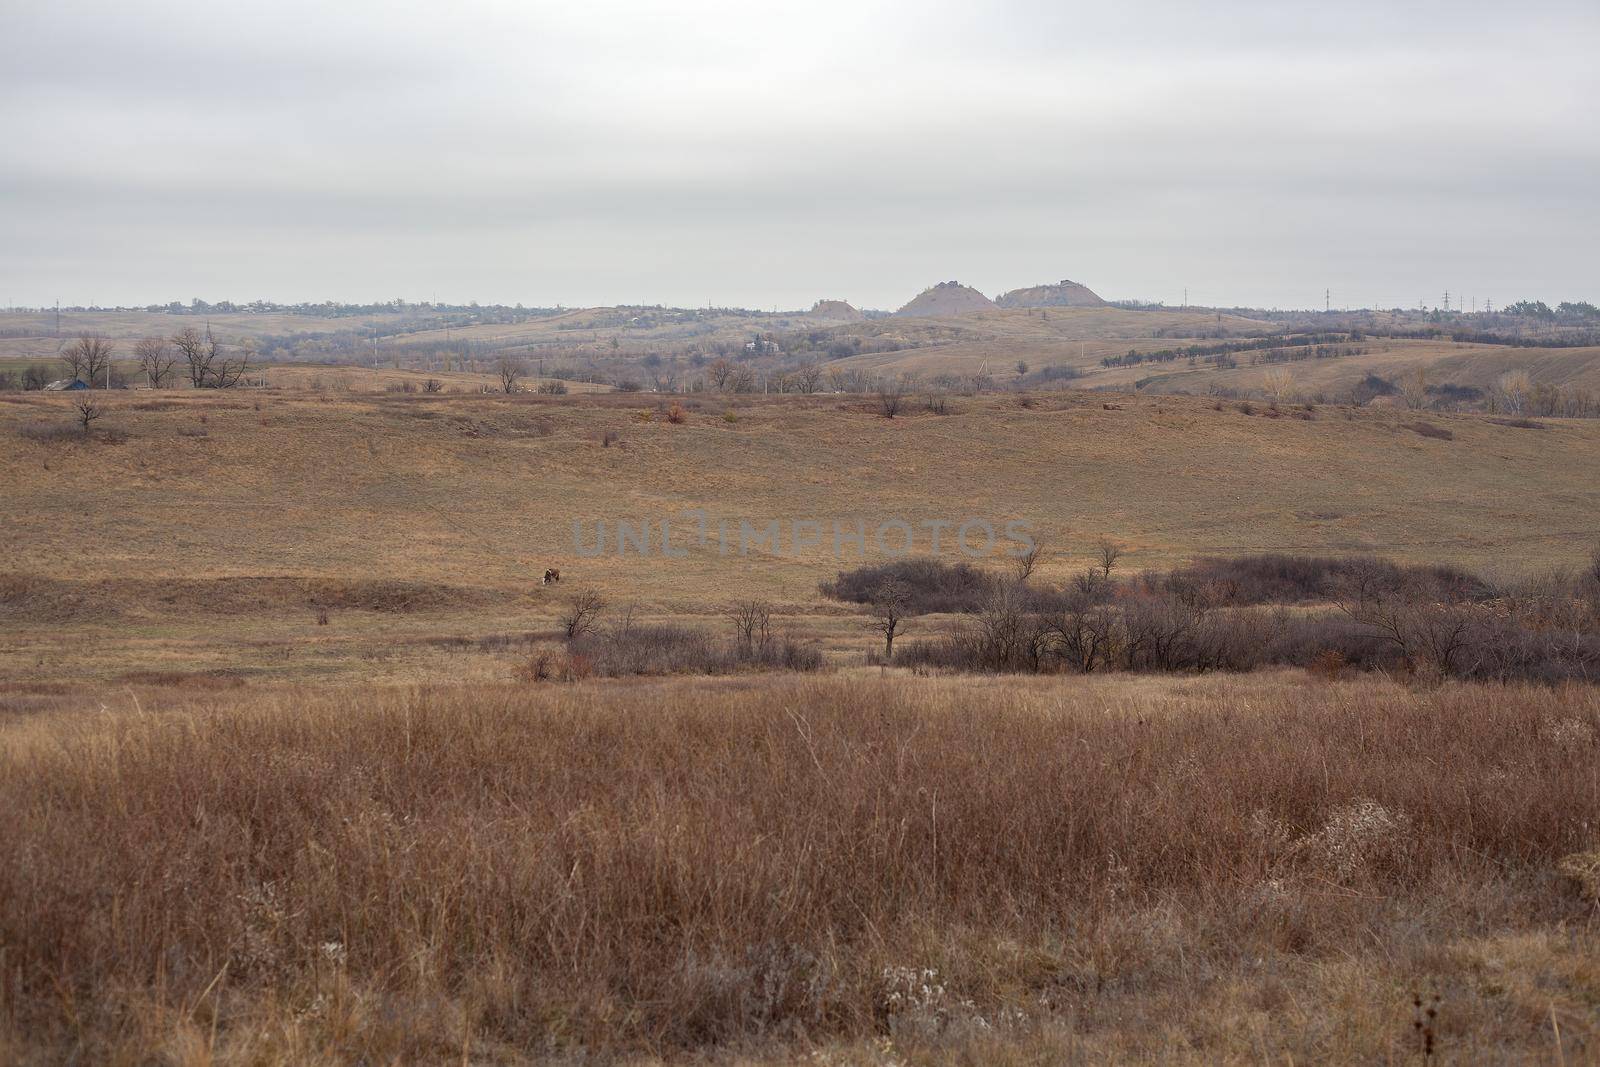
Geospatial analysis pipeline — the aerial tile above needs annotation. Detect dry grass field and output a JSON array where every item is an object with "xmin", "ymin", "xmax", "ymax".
[
  {"xmin": 4, "ymin": 378, "xmax": 1600, "ymax": 1063},
  {"xmin": 2, "ymin": 672, "xmax": 1599, "ymax": 1064},
  {"xmin": 4, "ymin": 384, "xmax": 1599, "ymax": 685}
]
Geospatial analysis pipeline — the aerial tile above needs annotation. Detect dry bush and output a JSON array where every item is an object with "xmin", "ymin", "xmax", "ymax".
[
  {"xmin": 2, "ymin": 674, "xmax": 1598, "ymax": 1061},
  {"xmin": 1405, "ymin": 421, "xmax": 1454, "ymax": 441},
  {"xmin": 821, "ymin": 559, "xmax": 997, "ymax": 615},
  {"xmin": 561, "ymin": 590, "xmax": 607, "ymax": 639},
  {"xmin": 1148, "ymin": 553, "xmax": 1486, "ymax": 606},
  {"xmin": 17, "ymin": 421, "xmax": 86, "ymax": 444},
  {"xmin": 666, "ymin": 402, "xmax": 687, "ymax": 424}
]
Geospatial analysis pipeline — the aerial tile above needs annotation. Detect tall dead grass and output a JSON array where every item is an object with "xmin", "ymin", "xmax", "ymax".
[{"xmin": 1, "ymin": 673, "xmax": 1598, "ymax": 1062}]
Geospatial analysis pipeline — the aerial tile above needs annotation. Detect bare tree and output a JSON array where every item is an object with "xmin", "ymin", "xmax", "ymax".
[
  {"xmin": 1262, "ymin": 367, "xmax": 1295, "ymax": 405},
  {"xmin": 561, "ymin": 591, "xmax": 607, "ymax": 639},
  {"xmin": 422, "ymin": 378, "xmax": 443, "ymax": 394},
  {"xmin": 1399, "ymin": 366, "xmax": 1429, "ymax": 410},
  {"xmin": 1011, "ymin": 540, "xmax": 1044, "ymax": 584},
  {"xmin": 875, "ymin": 379, "xmax": 905, "ymax": 418},
  {"xmin": 975, "ymin": 581, "xmax": 1031, "ymax": 669},
  {"xmin": 74, "ymin": 396, "xmax": 103, "ymax": 434},
  {"xmin": 1494, "ymin": 370, "xmax": 1530, "ymax": 414},
  {"xmin": 727, "ymin": 599, "xmax": 773, "ymax": 657},
  {"xmin": 135, "ymin": 336, "xmax": 176, "ymax": 388},
  {"xmin": 707, "ymin": 358, "xmax": 735, "ymax": 391},
  {"xmin": 796, "ymin": 362, "xmax": 823, "ymax": 394},
  {"xmin": 869, "ymin": 579, "xmax": 913, "ymax": 660},
  {"xmin": 730, "ymin": 364, "xmax": 757, "ymax": 394},
  {"xmin": 62, "ymin": 334, "xmax": 114, "ymax": 387},
  {"xmin": 172, "ymin": 327, "xmax": 248, "ymax": 388},
  {"xmin": 1337, "ymin": 566, "xmax": 1479, "ymax": 676},
  {"xmin": 496, "ymin": 357, "xmax": 524, "ymax": 394},
  {"xmin": 1096, "ymin": 539, "xmax": 1123, "ymax": 580}
]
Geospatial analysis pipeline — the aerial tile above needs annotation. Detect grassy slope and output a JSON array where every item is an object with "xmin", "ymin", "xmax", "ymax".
[{"xmin": 3, "ymin": 385, "xmax": 1597, "ymax": 684}]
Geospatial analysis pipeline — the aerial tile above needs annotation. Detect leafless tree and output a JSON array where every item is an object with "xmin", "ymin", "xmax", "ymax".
[
  {"xmin": 1399, "ymin": 367, "xmax": 1429, "ymax": 410},
  {"xmin": 975, "ymin": 581, "xmax": 1031, "ymax": 669},
  {"xmin": 561, "ymin": 591, "xmax": 607, "ymax": 639},
  {"xmin": 62, "ymin": 334, "xmax": 114, "ymax": 387},
  {"xmin": 1262, "ymin": 367, "xmax": 1295, "ymax": 405},
  {"xmin": 422, "ymin": 378, "xmax": 443, "ymax": 394},
  {"xmin": 730, "ymin": 364, "xmax": 757, "ymax": 394},
  {"xmin": 1336, "ymin": 566, "xmax": 1479, "ymax": 676},
  {"xmin": 1049, "ymin": 602, "xmax": 1119, "ymax": 674},
  {"xmin": 796, "ymin": 362, "xmax": 823, "ymax": 394},
  {"xmin": 869, "ymin": 579, "xmax": 913, "ymax": 660},
  {"xmin": 727, "ymin": 599, "xmax": 773, "ymax": 657},
  {"xmin": 74, "ymin": 396, "xmax": 103, "ymax": 434},
  {"xmin": 875, "ymin": 379, "xmax": 905, "ymax": 418},
  {"xmin": 1494, "ymin": 370, "xmax": 1530, "ymax": 414},
  {"xmin": 1096, "ymin": 539, "xmax": 1123, "ymax": 580},
  {"xmin": 135, "ymin": 336, "xmax": 176, "ymax": 388},
  {"xmin": 1011, "ymin": 540, "xmax": 1044, "ymax": 584},
  {"xmin": 496, "ymin": 357, "xmax": 524, "ymax": 394},
  {"xmin": 172, "ymin": 327, "xmax": 248, "ymax": 388},
  {"xmin": 707, "ymin": 358, "xmax": 735, "ymax": 391}
]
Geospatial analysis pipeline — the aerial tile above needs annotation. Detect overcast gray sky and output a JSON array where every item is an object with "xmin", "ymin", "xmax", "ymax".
[{"xmin": 2, "ymin": 0, "xmax": 1596, "ymax": 311}]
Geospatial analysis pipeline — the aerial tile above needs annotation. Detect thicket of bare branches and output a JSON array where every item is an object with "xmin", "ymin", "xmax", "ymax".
[
  {"xmin": 134, "ymin": 336, "xmax": 177, "ymax": 388},
  {"xmin": 61, "ymin": 334, "xmax": 114, "ymax": 386},
  {"xmin": 73, "ymin": 396, "xmax": 103, "ymax": 434},
  {"xmin": 496, "ymin": 356, "xmax": 524, "ymax": 393},
  {"xmin": 726, "ymin": 599, "xmax": 773, "ymax": 657},
  {"xmin": 172, "ymin": 327, "xmax": 249, "ymax": 388},
  {"xmin": 561, "ymin": 590, "xmax": 606, "ymax": 639}
]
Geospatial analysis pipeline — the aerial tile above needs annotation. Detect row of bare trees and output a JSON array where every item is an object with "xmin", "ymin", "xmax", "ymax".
[{"xmin": 55, "ymin": 329, "xmax": 250, "ymax": 389}]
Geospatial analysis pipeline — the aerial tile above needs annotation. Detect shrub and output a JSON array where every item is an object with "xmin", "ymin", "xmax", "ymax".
[
  {"xmin": 666, "ymin": 403, "xmax": 687, "ymax": 424},
  {"xmin": 821, "ymin": 559, "xmax": 998, "ymax": 615},
  {"xmin": 561, "ymin": 591, "xmax": 606, "ymax": 639},
  {"xmin": 1405, "ymin": 421, "xmax": 1453, "ymax": 440},
  {"xmin": 18, "ymin": 422, "xmax": 86, "ymax": 444},
  {"xmin": 566, "ymin": 623, "xmax": 822, "ymax": 676},
  {"xmin": 1144, "ymin": 553, "xmax": 1488, "ymax": 607}
]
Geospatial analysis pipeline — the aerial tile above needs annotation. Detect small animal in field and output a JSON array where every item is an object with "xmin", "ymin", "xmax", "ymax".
[{"xmin": 543, "ymin": 568, "xmax": 561, "ymax": 585}]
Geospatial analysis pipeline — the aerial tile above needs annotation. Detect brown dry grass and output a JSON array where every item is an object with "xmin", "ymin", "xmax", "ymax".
[
  {"xmin": 4, "ymin": 386, "xmax": 1599, "ymax": 686},
  {"xmin": 2, "ymin": 670, "xmax": 1598, "ymax": 1064}
]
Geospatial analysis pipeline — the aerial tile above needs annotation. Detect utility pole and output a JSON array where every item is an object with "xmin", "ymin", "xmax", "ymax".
[{"xmin": 1325, "ymin": 288, "xmax": 1330, "ymax": 313}]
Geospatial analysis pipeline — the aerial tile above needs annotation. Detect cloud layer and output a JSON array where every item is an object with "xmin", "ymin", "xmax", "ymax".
[{"xmin": 3, "ymin": 0, "xmax": 1596, "ymax": 309}]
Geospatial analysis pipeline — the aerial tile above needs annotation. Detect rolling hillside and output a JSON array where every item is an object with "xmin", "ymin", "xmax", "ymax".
[{"xmin": 3, "ymin": 385, "xmax": 1597, "ymax": 683}]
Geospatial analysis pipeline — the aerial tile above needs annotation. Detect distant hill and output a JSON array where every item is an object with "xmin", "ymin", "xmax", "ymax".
[
  {"xmin": 893, "ymin": 281, "xmax": 996, "ymax": 318},
  {"xmin": 996, "ymin": 279, "xmax": 1107, "ymax": 309},
  {"xmin": 807, "ymin": 299, "xmax": 864, "ymax": 321}
]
